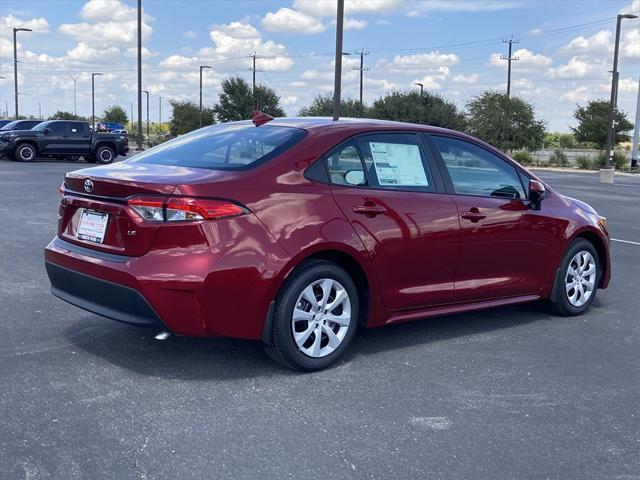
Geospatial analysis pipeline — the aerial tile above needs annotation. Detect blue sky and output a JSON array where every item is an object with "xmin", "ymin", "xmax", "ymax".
[{"xmin": 0, "ymin": 0, "xmax": 638, "ymax": 132}]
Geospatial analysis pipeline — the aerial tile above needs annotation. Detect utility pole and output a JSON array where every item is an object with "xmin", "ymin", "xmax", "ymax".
[
  {"xmin": 248, "ymin": 52, "xmax": 263, "ymax": 109},
  {"xmin": 38, "ymin": 101, "xmax": 42, "ymax": 120},
  {"xmin": 142, "ymin": 90, "xmax": 150, "ymax": 148},
  {"xmin": 137, "ymin": 0, "xmax": 143, "ymax": 150},
  {"xmin": 69, "ymin": 74, "xmax": 80, "ymax": 117},
  {"xmin": 352, "ymin": 49, "xmax": 370, "ymax": 105},
  {"xmin": 130, "ymin": 102, "xmax": 133, "ymax": 131},
  {"xmin": 158, "ymin": 96, "xmax": 162, "ymax": 134},
  {"xmin": 13, "ymin": 27, "xmax": 32, "ymax": 119},
  {"xmin": 333, "ymin": 0, "xmax": 345, "ymax": 121},
  {"xmin": 414, "ymin": 82, "xmax": 424, "ymax": 124},
  {"xmin": 500, "ymin": 35, "xmax": 519, "ymax": 97},
  {"xmin": 91, "ymin": 72, "xmax": 102, "ymax": 130},
  {"xmin": 199, "ymin": 65, "xmax": 211, "ymax": 127},
  {"xmin": 0, "ymin": 76, "xmax": 5, "ymax": 119},
  {"xmin": 631, "ymin": 70, "xmax": 640, "ymax": 169},
  {"xmin": 603, "ymin": 13, "xmax": 638, "ymax": 181}
]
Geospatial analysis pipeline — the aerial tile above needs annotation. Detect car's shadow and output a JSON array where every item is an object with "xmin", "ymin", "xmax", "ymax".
[{"xmin": 65, "ymin": 298, "xmax": 595, "ymax": 380}]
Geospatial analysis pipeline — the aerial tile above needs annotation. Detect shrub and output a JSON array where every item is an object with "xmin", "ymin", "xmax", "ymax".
[
  {"xmin": 596, "ymin": 151, "xmax": 628, "ymax": 170},
  {"xmin": 575, "ymin": 156, "xmax": 592, "ymax": 170},
  {"xmin": 511, "ymin": 150, "xmax": 534, "ymax": 165},
  {"xmin": 549, "ymin": 148, "xmax": 568, "ymax": 166}
]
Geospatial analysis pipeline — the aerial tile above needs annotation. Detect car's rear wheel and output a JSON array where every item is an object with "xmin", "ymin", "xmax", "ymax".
[
  {"xmin": 265, "ymin": 260, "xmax": 359, "ymax": 371},
  {"xmin": 550, "ymin": 238, "xmax": 600, "ymax": 316},
  {"xmin": 95, "ymin": 146, "xmax": 115, "ymax": 164},
  {"xmin": 15, "ymin": 143, "xmax": 36, "ymax": 162}
]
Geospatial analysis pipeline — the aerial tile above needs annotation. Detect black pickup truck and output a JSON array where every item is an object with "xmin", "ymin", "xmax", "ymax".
[{"xmin": 0, "ymin": 120, "xmax": 129, "ymax": 163}]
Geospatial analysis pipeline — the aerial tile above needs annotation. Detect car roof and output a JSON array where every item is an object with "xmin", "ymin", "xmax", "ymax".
[{"xmin": 229, "ymin": 116, "xmax": 468, "ymax": 136}]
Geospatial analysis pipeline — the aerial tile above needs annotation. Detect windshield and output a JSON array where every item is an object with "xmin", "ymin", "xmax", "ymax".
[
  {"xmin": 130, "ymin": 123, "xmax": 306, "ymax": 170},
  {"xmin": 0, "ymin": 121, "xmax": 18, "ymax": 131},
  {"xmin": 32, "ymin": 121, "xmax": 53, "ymax": 131}
]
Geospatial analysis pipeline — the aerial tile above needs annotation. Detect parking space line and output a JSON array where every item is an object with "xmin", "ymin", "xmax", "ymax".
[{"xmin": 611, "ymin": 238, "xmax": 640, "ymax": 246}]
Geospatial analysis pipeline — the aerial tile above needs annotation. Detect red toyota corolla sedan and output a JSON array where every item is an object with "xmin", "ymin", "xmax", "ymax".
[{"xmin": 45, "ymin": 116, "xmax": 610, "ymax": 370}]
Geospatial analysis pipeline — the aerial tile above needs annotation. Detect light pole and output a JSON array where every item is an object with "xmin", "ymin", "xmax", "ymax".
[
  {"xmin": 631, "ymin": 70, "xmax": 640, "ymax": 170},
  {"xmin": 0, "ymin": 76, "xmax": 5, "ymax": 118},
  {"xmin": 91, "ymin": 73, "xmax": 102, "ymax": 131},
  {"xmin": 142, "ymin": 90, "xmax": 150, "ymax": 147},
  {"xmin": 199, "ymin": 65, "xmax": 211, "ymax": 128},
  {"xmin": 332, "ymin": 0, "xmax": 345, "ymax": 121},
  {"xmin": 137, "ymin": 0, "xmax": 143, "ymax": 150},
  {"xmin": 414, "ymin": 82, "xmax": 424, "ymax": 124},
  {"xmin": 602, "ymin": 13, "xmax": 638, "ymax": 182},
  {"xmin": 158, "ymin": 96, "xmax": 162, "ymax": 135},
  {"xmin": 13, "ymin": 27, "xmax": 32, "ymax": 119},
  {"xmin": 69, "ymin": 74, "xmax": 80, "ymax": 117}
]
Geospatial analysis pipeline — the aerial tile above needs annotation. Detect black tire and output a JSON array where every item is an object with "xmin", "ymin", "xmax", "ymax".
[
  {"xmin": 95, "ymin": 145, "xmax": 115, "ymax": 164},
  {"xmin": 549, "ymin": 238, "xmax": 601, "ymax": 316},
  {"xmin": 15, "ymin": 143, "xmax": 37, "ymax": 162},
  {"xmin": 265, "ymin": 260, "xmax": 359, "ymax": 371}
]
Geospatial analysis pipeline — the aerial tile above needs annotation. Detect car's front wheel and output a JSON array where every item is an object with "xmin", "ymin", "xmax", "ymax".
[
  {"xmin": 15, "ymin": 143, "xmax": 37, "ymax": 162},
  {"xmin": 550, "ymin": 238, "xmax": 600, "ymax": 316},
  {"xmin": 265, "ymin": 260, "xmax": 359, "ymax": 371}
]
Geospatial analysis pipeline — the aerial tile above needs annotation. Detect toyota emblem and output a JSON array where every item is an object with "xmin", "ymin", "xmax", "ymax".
[{"xmin": 84, "ymin": 179, "xmax": 94, "ymax": 193}]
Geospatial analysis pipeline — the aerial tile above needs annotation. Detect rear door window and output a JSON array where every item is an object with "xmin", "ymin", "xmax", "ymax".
[
  {"xmin": 131, "ymin": 124, "xmax": 306, "ymax": 170},
  {"xmin": 356, "ymin": 133, "xmax": 434, "ymax": 192},
  {"xmin": 68, "ymin": 123, "xmax": 88, "ymax": 136}
]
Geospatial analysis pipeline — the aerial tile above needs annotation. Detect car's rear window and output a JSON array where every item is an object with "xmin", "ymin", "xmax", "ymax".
[{"xmin": 130, "ymin": 123, "xmax": 306, "ymax": 170}]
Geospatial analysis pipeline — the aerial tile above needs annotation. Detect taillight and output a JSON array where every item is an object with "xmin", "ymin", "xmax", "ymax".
[
  {"xmin": 127, "ymin": 196, "xmax": 248, "ymax": 222},
  {"xmin": 59, "ymin": 181, "xmax": 65, "ymax": 196}
]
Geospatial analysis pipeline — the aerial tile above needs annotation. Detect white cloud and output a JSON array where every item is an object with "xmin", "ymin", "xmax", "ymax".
[
  {"xmin": 282, "ymin": 95, "xmax": 299, "ymax": 106},
  {"xmin": 0, "ymin": 14, "xmax": 50, "ymax": 37},
  {"xmin": 262, "ymin": 8, "xmax": 326, "ymax": 34},
  {"xmin": 452, "ymin": 73, "xmax": 479, "ymax": 84},
  {"xmin": 548, "ymin": 56, "xmax": 603, "ymax": 78},
  {"xmin": 60, "ymin": 0, "xmax": 153, "ymax": 46},
  {"xmin": 159, "ymin": 54, "xmax": 197, "ymax": 68},
  {"xmin": 618, "ymin": 77, "xmax": 639, "ymax": 93},
  {"xmin": 560, "ymin": 86, "xmax": 590, "ymax": 103},
  {"xmin": 293, "ymin": 0, "xmax": 402, "ymax": 17},
  {"xmin": 386, "ymin": 51, "xmax": 460, "ymax": 70},
  {"xmin": 183, "ymin": 30, "xmax": 196, "ymax": 40},
  {"xmin": 488, "ymin": 48, "xmax": 552, "ymax": 70},
  {"xmin": 406, "ymin": 0, "xmax": 522, "ymax": 13},
  {"xmin": 623, "ymin": 29, "xmax": 639, "ymax": 58},
  {"xmin": 343, "ymin": 17, "xmax": 368, "ymax": 30},
  {"xmin": 562, "ymin": 30, "xmax": 613, "ymax": 55},
  {"xmin": 66, "ymin": 42, "xmax": 120, "ymax": 63}
]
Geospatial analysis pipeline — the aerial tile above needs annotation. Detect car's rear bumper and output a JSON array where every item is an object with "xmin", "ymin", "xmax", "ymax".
[{"xmin": 45, "ymin": 261, "xmax": 165, "ymax": 328}]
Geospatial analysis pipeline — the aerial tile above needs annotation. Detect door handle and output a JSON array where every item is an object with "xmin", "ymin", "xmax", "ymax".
[
  {"xmin": 353, "ymin": 203, "xmax": 387, "ymax": 217},
  {"xmin": 460, "ymin": 209, "xmax": 487, "ymax": 222}
]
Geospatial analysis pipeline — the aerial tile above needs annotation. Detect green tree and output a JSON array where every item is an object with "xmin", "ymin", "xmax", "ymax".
[
  {"xmin": 298, "ymin": 94, "xmax": 368, "ymax": 117},
  {"xmin": 571, "ymin": 100, "xmax": 634, "ymax": 149},
  {"xmin": 102, "ymin": 105, "xmax": 128, "ymax": 125},
  {"xmin": 169, "ymin": 99, "xmax": 215, "ymax": 136},
  {"xmin": 368, "ymin": 91, "xmax": 466, "ymax": 130},
  {"xmin": 49, "ymin": 111, "xmax": 78, "ymax": 120},
  {"xmin": 213, "ymin": 77, "xmax": 285, "ymax": 122},
  {"xmin": 466, "ymin": 91, "xmax": 546, "ymax": 151}
]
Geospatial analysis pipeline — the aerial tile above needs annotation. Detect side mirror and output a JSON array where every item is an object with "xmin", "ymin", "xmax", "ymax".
[
  {"xmin": 345, "ymin": 170, "xmax": 365, "ymax": 186},
  {"xmin": 529, "ymin": 179, "xmax": 546, "ymax": 210},
  {"xmin": 43, "ymin": 128, "xmax": 51, "ymax": 135}
]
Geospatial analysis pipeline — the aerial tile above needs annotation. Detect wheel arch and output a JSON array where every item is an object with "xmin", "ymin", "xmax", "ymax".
[
  {"xmin": 94, "ymin": 141, "xmax": 116, "ymax": 152},
  {"xmin": 571, "ymin": 227, "xmax": 609, "ymax": 288},
  {"xmin": 262, "ymin": 244, "xmax": 376, "ymax": 344},
  {"xmin": 14, "ymin": 139, "xmax": 39, "ymax": 154}
]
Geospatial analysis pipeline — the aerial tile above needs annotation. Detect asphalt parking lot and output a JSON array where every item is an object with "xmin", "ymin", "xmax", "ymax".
[{"xmin": 1, "ymin": 158, "xmax": 638, "ymax": 479}]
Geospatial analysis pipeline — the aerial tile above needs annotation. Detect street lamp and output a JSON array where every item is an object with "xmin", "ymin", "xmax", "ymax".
[
  {"xmin": 142, "ymin": 90, "xmax": 150, "ymax": 148},
  {"xmin": 13, "ymin": 27, "xmax": 32, "ymax": 119},
  {"xmin": 602, "ymin": 13, "xmax": 638, "ymax": 182},
  {"xmin": 414, "ymin": 82, "xmax": 424, "ymax": 124},
  {"xmin": 91, "ymin": 72, "xmax": 102, "ymax": 131},
  {"xmin": 199, "ymin": 65, "xmax": 212, "ymax": 128}
]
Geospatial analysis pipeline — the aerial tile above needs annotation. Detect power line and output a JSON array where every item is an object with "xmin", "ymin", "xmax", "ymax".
[{"xmin": 500, "ymin": 35, "xmax": 520, "ymax": 97}]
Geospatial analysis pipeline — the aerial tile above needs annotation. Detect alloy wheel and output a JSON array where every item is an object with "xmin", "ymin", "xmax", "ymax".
[
  {"xmin": 291, "ymin": 278, "xmax": 352, "ymax": 358},
  {"xmin": 565, "ymin": 250, "xmax": 597, "ymax": 307}
]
